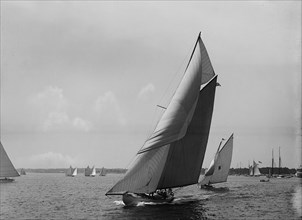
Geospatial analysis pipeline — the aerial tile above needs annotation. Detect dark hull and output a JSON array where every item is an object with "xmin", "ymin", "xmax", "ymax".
[
  {"xmin": 0, "ymin": 178, "xmax": 15, "ymax": 183},
  {"xmin": 122, "ymin": 193, "xmax": 174, "ymax": 206}
]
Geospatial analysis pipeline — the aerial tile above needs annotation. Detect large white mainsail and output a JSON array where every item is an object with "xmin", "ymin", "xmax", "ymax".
[
  {"xmin": 0, "ymin": 141, "xmax": 20, "ymax": 178},
  {"xmin": 199, "ymin": 134, "xmax": 234, "ymax": 185},
  {"xmin": 106, "ymin": 33, "xmax": 217, "ymax": 195}
]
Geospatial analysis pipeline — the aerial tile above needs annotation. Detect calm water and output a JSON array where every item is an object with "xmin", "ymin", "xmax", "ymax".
[{"xmin": 1, "ymin": 173, "xmax": 301, "ymax": 219}]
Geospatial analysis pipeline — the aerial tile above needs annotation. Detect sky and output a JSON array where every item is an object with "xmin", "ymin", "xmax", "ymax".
[{"xmin": 0, "ymin": 1, "xmax": 301, "ymax": 169}]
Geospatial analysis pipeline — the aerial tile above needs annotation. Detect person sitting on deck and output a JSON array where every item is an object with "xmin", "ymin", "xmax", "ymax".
[{"xmin": 167, "ymin": 188, "xmax": 174, "ymax": 196}]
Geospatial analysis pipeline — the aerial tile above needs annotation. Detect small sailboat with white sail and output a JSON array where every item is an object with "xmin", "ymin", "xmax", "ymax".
[
  {"xmin": 72, "ymin": 167, "xmax": 77, "ymax": 177},
  {"xmin": 106, "ymin": 32, "xmax": 219, "ymax": 206},
  {"xmin": 249, "ymin": 161, "xmax": 261, "ymax": 176},
  {"xmin": 90, "ymin": 166, "xmax": 96, "ymax": 177},
  {"xmin": 198, "ymin": 134, "xmax": 234, "ymax": 188},
  {"xmin": 0, "ymin": 141, "xmax": 20, "ymax": 182},
  {"xmin": 66, "ymin": 166, "xmax": 77, "ymax": 177}
]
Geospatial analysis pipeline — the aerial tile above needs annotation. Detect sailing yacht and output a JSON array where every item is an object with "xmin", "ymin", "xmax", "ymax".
[
  {"xmin": 85, "ymin": 166, "xmax": 92, "ymax": 176},
  {"xmin": 100, "ymin": 167, "xmax": 106, "ymax": 176},
  {"xmin": 66, "ymin": 166, "xmax": 73, "ymax": 176},
  {"xmin": 198, "ymin": 134, "xmax": 234, "ymax": 187},
  {"xmin": 90, "ymin": 166, "xmax": 96, "ymax": 177},
  {"xmin": 249, "ymin": 161, "xmax": 261, "ymax": 176},
  {"xmin": 72, "ymin": 168, "xmax": 77, "ymax": 177},
  {"xmin": 66, "ymin": 166, "xmax": 77, "ymax": 177},
  {"xmin": 296, "ymin": 165, "xmax": 302, "ymax": 178},
  {"xmin": 106, "ymin": 32, "xmax": 219, "ymax": 206},
  {"xmin": 0, "ymin": 141, "xmax": 20, "ymax": 182}
]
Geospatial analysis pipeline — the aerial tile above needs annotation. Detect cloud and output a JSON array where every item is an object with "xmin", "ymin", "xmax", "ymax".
[
  {"xmin": 30, "ymin": 152, "xmax": 78, "ymax": 168},
  {"xmin": 30, "ymin": 86, "xmax": 92, "ymax": 132},
  {"xmin": 137, "ymin": 83, "xmax": 155, "ymax": 101},
  {"xmin": 43, "ymin": 111, "xmax": 70, "ymax": 131},
  {"xmin": 32, "ymin": 86, "xmax": 67, "ymax": 112},
  {"xmin": 95, "ymin": 91, "xmax": 127, "ymax": 126},
  {"xmin": 72, "ymin": 117, "xmax": 93, "ymax": 132}
]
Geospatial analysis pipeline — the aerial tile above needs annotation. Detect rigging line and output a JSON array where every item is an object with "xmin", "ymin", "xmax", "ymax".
[
  {"xmin": 158, "ymin": 36, "xmax": 197, "ymax": 109},
  {"xmin": 123, "ymin": 36, "xmax": 199, "ymax": 169},
  {"xmin": 137, "ymin": 37, "xmax": 197, "ymax": 153}
]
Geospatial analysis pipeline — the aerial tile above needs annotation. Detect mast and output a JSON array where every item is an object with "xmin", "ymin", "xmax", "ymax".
[
  {"xmin": 271, "ymin": 148, "xmax": 274, "ymax": 176},
  {"xmin": 252, "ymin": 160, "xmax": 254, "ymax": 176},
  {"xmin": 217, "ymin": 138, "xmax": 225, "ymax": 153},
  {"xmin": 239, "ymin": 162, "xmax": 241, "ymax": 175},
  {"xmin": 278, "ymin": 147, "xmax": 281, "ymax": 175}
]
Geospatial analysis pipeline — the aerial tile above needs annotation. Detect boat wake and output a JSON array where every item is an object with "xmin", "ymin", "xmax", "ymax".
[
  {"xmin": 113, "ymin": 200, "xmax": 125, "ymax": 206},
  {"xmin": 114, "ymin": 195, "xmax": 205, "ymax": 207}
]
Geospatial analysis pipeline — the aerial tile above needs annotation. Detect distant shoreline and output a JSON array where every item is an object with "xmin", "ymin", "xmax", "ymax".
[
  {"xmin": 17, "ymin": 167, "xmax": 299, "ymax": 175},
  {"xmin": 17, "ymin": 168, "xmax": 127, "ymax": 174}
]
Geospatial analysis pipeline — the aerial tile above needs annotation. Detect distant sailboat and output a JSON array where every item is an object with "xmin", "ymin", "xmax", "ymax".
[
  {"xmin": 271, "ymin": 148, "xmax": 274, "ymax": 177},
  {"xmin": 198, "ymin": 134, "xmax": 234, "ymax": 187},
  {"xmin": 66, "ymin": 166, "xmax": 73, "ymax": 176},
  {"xmin": 90, "ymin": 166, "xmax": 96, "ymax": 177},
  {"xmin": 106, "ymin": 32, "xmax": 218, "ymax": 206},
  {"xmin": 72, "ymin": 168, "xmax": 77, "ymax": 177},
  {"xmin": 20, "ymin": 168, "xmax": 26, "ymax": 175},
  {"xmin": 66, "ymin": 166, "xmax": 77, "ymax": 177},
  {"xmin": 85, "ymin": 166, "xmax": 92, "ymax": 176},
  {"xmin": 296, "ymin": 165, "xmax": 302, "ymax": 178},
  {"xmin": 249, "ymin": 161, "xmax": 261, "ymax": 176},
  {"xmin": 0, "ymin": 141, "xmax": 20, "ymax": 182},
  {"xmin": 100, "ymin": 167, "xmax": 106, "ymax": 176}
]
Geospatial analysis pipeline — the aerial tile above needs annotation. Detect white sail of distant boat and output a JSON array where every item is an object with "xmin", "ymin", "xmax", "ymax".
[
  {"xmin": 253, "ymin": 161, "xmax": 261, "ymax": 176},
  {"xmin": 90, "ymin": 166, "xmax": 96, "ymax": 177},
  {"xmin": 100, "ymin": 167, "xmax": 106, "ymax": 176},
  {"xmin": 85, "ymin": 166, "xmax": 92, "ymax": 176},
  {"xmin": 0, "ymin": 141, "xmax": 20, "ymax": 182},
  {"xmin": 249, "ymin": 161, "xmax": 261, "ymax": 176},
  {"xmin": 72, "ymin": 168, "xmax": 77, "ymax": 177},
  {"xmin": 198, "ymin": 134, "xmax": 234, "ymax": 186},
  {"xmin": 249, "ymin": 165, "xmax": 253, "ymax": 176},
  {"xmin": 106, "ymin": 32, "xmax": 218, "ymax": 206}
]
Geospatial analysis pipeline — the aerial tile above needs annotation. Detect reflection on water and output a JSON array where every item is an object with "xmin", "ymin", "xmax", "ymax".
[
  {"xmin": 0, "ymin": 174, "xmax": 301, "ymax": 219},
  {"xmin": 292, "ymin": 183, "xmax": 302, "ymax": 217},
  {"xmin": 199, "ymin": 186, "xmax": 230, "ymax": 193}
]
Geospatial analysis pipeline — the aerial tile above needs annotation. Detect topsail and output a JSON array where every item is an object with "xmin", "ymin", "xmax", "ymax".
[{"xmin": 106, "ymin": 33, "xmax": 217, "ymax": 195}]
